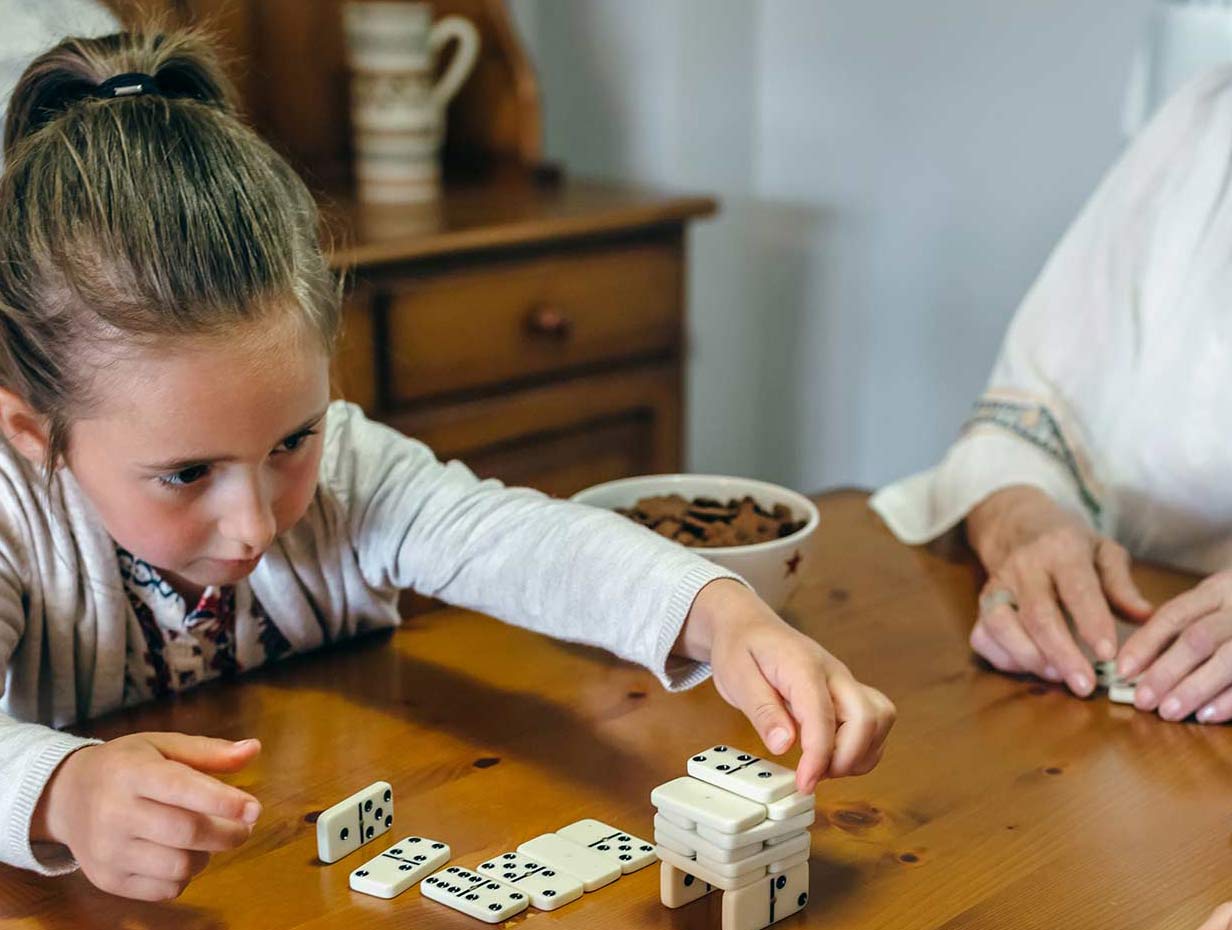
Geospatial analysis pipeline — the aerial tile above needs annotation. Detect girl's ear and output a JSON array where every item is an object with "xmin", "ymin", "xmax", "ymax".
[{"xmin": 0, "ymin": 387, "xmax": 49, "ymax": 464}]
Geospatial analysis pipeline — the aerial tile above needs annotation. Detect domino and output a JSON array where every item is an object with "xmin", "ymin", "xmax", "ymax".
[
  {"xmin": 316, "ymin": 781, "xmax": 393, "ymax": 863},
  {"xmin": 420, "ymin": 865, "xmax": 529, "ymax": 923},
  {"xmin": 651, "ymin": 776, "xmax": 767, "ymax": 834},
  {"xmin": 697, "ymin": 810, "xmax": 816, "ymax": 850},
  {"xmin": 767, "ymin": 845, "xmax": 810, "ymax": 875},
  {"xmin": 655, "ymin": 830, "xmax": 695, "ymax": 858},
  {"xmin": 1109, "ymin": 682, "xmax": 1137, "ymax": 704},
  {"xmin": 476, "ymin": 851, "xmax": 584, "ymax": 911},
  {"xmin": 720, "ymin": 861, "xmax": 809, "ymax": 930},
  {"xmin": 659, "ymin": 809, "xmax": 696, "ymax": 831},
  {"xmin": 656, "ymin": 843, "xmax": 764, "ymax": 892},
  {"xmin": 556, "ymin": 818, "xmax": 658, "ymax": 873},
  {"xmin": 655, "ymin": 814, "xmax": 763, "ymax": 863},
  {"xmin": 765, "ymin": 791, "xmax": 813, "ymax": 821},
  {"xmin": 661, "ymin": 860, "xmax": 716, "ymax": 908},
  {"xmin": 517, "ymin": 833, "xmax": 621, "ymax": 891},
  {"xmin": 697, "ymin": 831, "xmax": 809, "ymax": 879},
  {"xmin": 688, "ymin": 746, "xmax": 797, "ymax": 803},
  {"xmin": 1094, "ymin": 660, "xmax": 1118, "ymax": 687},
  {"xmin": 348, "ymin": 835, "xmax": 450, "ymax": 899}
]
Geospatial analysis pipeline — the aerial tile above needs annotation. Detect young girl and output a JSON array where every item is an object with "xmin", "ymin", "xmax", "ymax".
[{"xmin": 0, "ymin": 28, "xmax": 895, "ymax": 902}]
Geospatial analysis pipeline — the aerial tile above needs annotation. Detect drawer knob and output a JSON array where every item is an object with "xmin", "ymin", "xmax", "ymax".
[{"xmin": 525, "ymin": 304, "xmax": 573, "ymax": 339}]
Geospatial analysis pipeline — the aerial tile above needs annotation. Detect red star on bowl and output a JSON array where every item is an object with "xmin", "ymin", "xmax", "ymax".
[{"xmin": 784, "ymin": 551, "xmax": 802, "ymax": 577}]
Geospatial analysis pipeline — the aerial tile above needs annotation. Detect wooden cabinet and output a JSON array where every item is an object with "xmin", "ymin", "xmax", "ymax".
[{"xmin": 328, "ymin": 178, "xmax": 713, "ymax": 497}]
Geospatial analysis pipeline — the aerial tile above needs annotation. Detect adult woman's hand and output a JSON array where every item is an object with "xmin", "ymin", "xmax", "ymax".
[{"xmin": 964, "ymin": 485, "xmax": 1152, "ymax": 695}]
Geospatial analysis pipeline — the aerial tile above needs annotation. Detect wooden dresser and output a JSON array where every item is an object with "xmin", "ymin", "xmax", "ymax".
[
  {"xmin": 328, "ymin": 178, "xmax": 715, "ymax": 497},
  {"xmin": 104, "ymin": 0, "xmax": 717, "ymax": 496}
]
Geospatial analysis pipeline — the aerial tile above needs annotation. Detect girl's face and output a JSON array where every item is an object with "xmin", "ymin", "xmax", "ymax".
[{"xmin": 64, "ymin": 314, "xmax": 332, "ymax": 593}]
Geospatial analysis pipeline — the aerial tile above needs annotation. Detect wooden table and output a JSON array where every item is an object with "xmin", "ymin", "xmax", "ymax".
[{"xmin": 4, "ymin": 490, "xmax": 1230, "ymax": 929}]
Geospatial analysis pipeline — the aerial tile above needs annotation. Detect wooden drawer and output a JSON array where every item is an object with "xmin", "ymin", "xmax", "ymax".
[
  {"xmin": 384, "ymin": 236, "xmax": 683, "ymax": 404},
  {"xmin": 385, "ymin": 363, "xmax": 681, "ymax": 498}
]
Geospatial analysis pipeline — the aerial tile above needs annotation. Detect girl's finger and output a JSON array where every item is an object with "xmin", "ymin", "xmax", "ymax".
[
  {"xmin": 825, "ymin": 673, "xmax": 883, "ymax": 779},
  {"xmin": 774, "ymin": 657, "xmax": 837, "ymax": 792},
  {"xmin": 719, "ymin": 652, "xmax": 800, "ymax": 761}
]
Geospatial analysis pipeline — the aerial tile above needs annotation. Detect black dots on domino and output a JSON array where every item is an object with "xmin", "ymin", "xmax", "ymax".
[
  {"xmin": 355, "ymin": 869, "xmax": 368, "ymax": 877},
  {"xmin": 544, "ymin": 889, "xmax": 557, "ymax": 897},
  {"xmin": 374, "ymin": 807, "xmax": 383, "ymax": 821},
  {"xmin": 775, "ymin": 875, "xmax": 787, "ymax": 890},
  {"xmin": 398, "ymin": 864, "xmax": 412, "ymax": 871},
  {"xmin": 339, "ymin": 826, "xmax": 350, "ymax": 840},
  {"xmin": 383, "ymin": 788, "xmax": 392, "ymax": 803},
  {"xmin": 364, "ymin": 799, "xmax": 373, "ymax": 813},
  {"xmin": 799, "ymin": 892, "xmax": 809, "ymax": 906},
  {"xmin": 384, "ymin": 816, "xmax": 392, "ymax": 828},
  {"xmin": 684, "ymin": 874, "xmax": 696, "ymax": 887}
]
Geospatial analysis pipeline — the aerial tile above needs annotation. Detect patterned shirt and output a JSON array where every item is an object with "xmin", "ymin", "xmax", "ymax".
[{"xmin": 118, "ymin": 547, "xmax": 292, "ymax": 705}]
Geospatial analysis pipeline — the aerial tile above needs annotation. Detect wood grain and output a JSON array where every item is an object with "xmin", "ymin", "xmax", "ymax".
[{"xmin": 3, "ymin": 490, "xmax": 1228, "ymax": 929}]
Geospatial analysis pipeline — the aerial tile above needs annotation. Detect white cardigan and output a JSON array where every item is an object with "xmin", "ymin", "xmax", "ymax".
[
  {"xmin": 0, "ymin": 402, "xmax": 733, "ymax": 875},
  {"xmin": 873, "ymin": 66, "xmax": 1232, "ymax": 575}
]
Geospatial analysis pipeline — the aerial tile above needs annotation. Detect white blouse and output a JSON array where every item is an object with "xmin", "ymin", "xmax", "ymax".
[{"xmin": 872, "ymin": 66, "xmax": 1232, "ymax": 575}]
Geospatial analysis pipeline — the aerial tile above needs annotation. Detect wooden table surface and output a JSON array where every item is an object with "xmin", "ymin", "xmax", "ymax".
[{"xmin": 4, "ymin": 490, "xmax": 1231, "ymax": 930}]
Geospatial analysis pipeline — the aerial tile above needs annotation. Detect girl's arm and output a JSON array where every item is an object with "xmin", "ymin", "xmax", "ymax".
[{"xmin": 324, "ymin": 402, "xmax": 742, "ymax": 691}]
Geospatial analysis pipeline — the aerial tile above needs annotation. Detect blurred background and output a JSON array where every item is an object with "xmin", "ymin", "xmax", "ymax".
[{"xmin": 10, "ymin": 0, "xmax": 1230, "ymax": 496}]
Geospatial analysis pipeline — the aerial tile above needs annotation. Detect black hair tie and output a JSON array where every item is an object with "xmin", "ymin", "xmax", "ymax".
[{"xmin": 95, "ymin": 72, "xmax": 161, "ymax": 99}]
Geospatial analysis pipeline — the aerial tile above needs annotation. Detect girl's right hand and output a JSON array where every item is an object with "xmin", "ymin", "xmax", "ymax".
[
  {"xmin": 31, "ymin": 732, "xmax": 262, "ymax": 901},
  {"xmin": 964, "ymin": 485, "xmax": 1153, "ymax": 696}
]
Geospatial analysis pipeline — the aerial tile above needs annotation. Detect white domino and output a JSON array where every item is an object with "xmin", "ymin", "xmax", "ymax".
[
  {"xmin": 1094, "ymin": 660, "xmax": 1118, "ymax": 687},
  {"xmin": 687, "ymin": 746, "xmax": 797, "ymax": 803},
  {"xmin": 654, "ymin": 814, "xmax": 763, "ymax": 863},
  {"xmin": 661, "ymin": 860, "xmax": 715, "ymax": 908},
  {"xmin": 767, "ymin": 845, "xmax": 811, "ymax": 875},
  {"xmin": 316, "ymin": 781, "xmax": 394, "ymax": 863},
  {"xmin": 420, "ymin": 864, "xmax": 529, "ymax": 923},
  {"xmin": 765, "ymin": 790, "xmax": 814, "ymax": 821},
  {"xmin": 656, "ymin": 830, "xmax": 695, "ymax": 858},
  {"xmin": 659, "ymin": 809, "xmax": 696, "ymax": 831},
  {"xmin": 518, "ymin": 833, "xmax": 621, "ymax": 891},
  {"xmin": 348, "ymin": 835, "xmax": 450, "ymax": 898},
  {"xmin": 1109, "ymin": 682, "xmax": 1137, "ymax": 704},
  {"xmin": 656, "ymin": 843, "xmax": 764, "ymax": 892},
  {"xmin": 721, "ymin": 861, "xmax": 810, "ymax": 930},
  {"xmin": 556, "ymin": 818, "xmax": 658, "ymax": 873},
  {"xmin": 697, "ymin": 831, "xmax": 810, "ymax": 879},
  {"xmin": 476, "ymin": 851, "xmax": 584, "ymax": 911},
  {"xmin": 651, "ymin": 776, "xmax": 766, "ymax": 835},
  {"xmin": 696, "ymin": 809, "xmax": 816, "ymax": 850}
]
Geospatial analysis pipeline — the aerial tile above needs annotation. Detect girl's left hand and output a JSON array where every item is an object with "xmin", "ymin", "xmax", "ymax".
[
  {"xmin": 1118, "ymin": 570, "xmax": 1232, "ymax": 722},
  {"xmin": 679, "ymin": 579, "xmax": 896, "ymax": 793}
]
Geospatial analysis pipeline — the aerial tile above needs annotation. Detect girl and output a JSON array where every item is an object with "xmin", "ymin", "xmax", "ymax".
[{"xmin": 0, "ymin": 28, "xmax": 894, "ymax": 902}]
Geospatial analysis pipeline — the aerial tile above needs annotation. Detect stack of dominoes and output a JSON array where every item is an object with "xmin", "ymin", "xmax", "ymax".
[
  {"xmin": 651, "ymin": 746, "xmax": 816, "ymax": 930},
  {"xmin": 1095, "ymin": 660, "xmax": 1137, "ymax": 704},
  {"xmin": 313, "ymin": 780, "xmax": 658, "ymax": 922}
]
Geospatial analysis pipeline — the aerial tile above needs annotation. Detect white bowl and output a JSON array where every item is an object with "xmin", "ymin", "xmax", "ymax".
[{"xmin": 571, "ymin": 474, "xmax": 820, "ymax": 613}]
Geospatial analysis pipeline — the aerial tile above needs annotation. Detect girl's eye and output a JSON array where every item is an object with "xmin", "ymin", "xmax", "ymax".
[
  {"xmin": 159, "ymin": 464, "xmax": 209, "ymax": 488},
  {"xmin": 277, "ymin": 428, "xmax": 319, "ymax": 454}
]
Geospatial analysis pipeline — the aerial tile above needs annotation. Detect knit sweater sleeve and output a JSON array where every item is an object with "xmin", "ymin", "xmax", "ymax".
[
  {"xmin": 0, "ymin": 484, "xmax": 100, "ymax": 875},
  {"xmin": 320, "ymin": 401, "xmax": 744, "ymax": 691}
]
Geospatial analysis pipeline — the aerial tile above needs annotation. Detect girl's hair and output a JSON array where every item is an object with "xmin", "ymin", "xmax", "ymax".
[{"xmin": 0, "ymin": 28, "xmax": 341, "ymax": 478}]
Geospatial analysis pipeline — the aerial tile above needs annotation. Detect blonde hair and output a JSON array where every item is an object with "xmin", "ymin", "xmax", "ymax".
[{"xmin": 0, "ymin": 28, "xmax": 341, "ymax": 478}]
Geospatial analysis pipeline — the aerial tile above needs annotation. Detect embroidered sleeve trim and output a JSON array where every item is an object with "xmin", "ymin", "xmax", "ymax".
[{"xmin": 964, "ymin": 396, "xmax": 1102, "ymax": 522}]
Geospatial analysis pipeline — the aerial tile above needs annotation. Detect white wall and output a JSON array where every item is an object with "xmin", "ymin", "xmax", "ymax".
[{"xmin": 510, "ymin": 0, "xmax": 1152, "ymax": 493}]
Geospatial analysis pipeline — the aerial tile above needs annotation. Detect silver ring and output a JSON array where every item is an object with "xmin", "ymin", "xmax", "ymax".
[{"xmin": 979, "ymin": 588, "xmax": 1018, "ymax": 614}]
